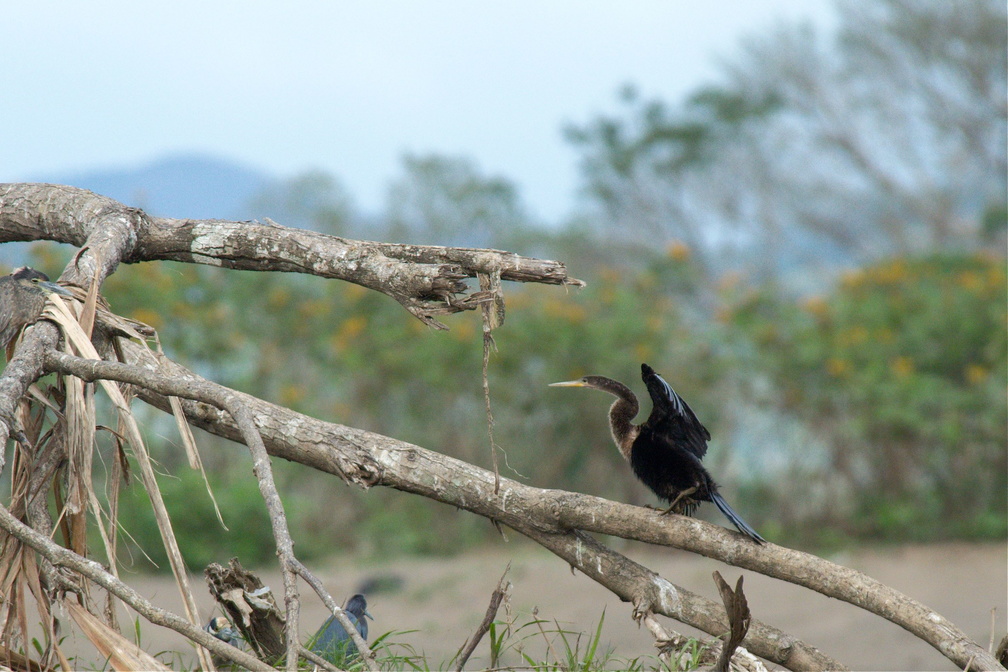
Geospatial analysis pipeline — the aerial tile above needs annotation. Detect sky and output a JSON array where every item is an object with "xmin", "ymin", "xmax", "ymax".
[{"xmin": 3, "ymin": 1, "xmax": 835, "ymax": 223}]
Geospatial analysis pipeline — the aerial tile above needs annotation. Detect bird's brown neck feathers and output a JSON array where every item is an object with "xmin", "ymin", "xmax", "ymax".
[{"xmin": 583, "ymin": 376, "xmax": 640, "ymax": 460}]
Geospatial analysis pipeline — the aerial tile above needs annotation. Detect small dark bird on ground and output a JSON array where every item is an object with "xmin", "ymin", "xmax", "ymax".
[
  {"xmin": 0, "ymin": 267, "xmax": 74, "ymax": 348},
  {"xmin": 204, "ymin": 615, "xmax": 244, "ymax": 647},
  {"xmin": 309, "ymin": 593, "xmax": 373, "ymax": 665},
  {"xmin": 551, "ymin": 363, "xmax": 765, "ymax": 543}
]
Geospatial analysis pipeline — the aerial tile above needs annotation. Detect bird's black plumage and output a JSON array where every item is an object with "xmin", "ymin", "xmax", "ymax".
[
  {"xmin": 551, "ymin": 363, "xmax": 765, "ymax": 543},
  {"xmin": 310, "ymin": 593, "xmax": 372, "ymax": 665}
]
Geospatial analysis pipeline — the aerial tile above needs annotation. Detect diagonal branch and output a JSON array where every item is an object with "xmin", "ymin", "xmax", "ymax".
[
  {"xmin": 97, "ymin": 338, "xmax": 1000, "ymax": 672},
  {"xmin": 53, "ymin": 344, "xmax": 846, "ymax": 670}
]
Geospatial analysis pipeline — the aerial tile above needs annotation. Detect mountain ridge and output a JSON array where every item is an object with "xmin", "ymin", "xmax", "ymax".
[{"xmin": 38, "ymin": 154, "xmax": 274, "ymax": 221}]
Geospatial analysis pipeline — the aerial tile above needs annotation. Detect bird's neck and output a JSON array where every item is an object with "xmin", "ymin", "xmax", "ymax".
[{"xmin": 608, "ymin": 395, "xmax": 639, "ymax": 461}]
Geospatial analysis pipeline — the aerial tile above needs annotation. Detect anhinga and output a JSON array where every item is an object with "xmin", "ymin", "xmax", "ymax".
[{"xmin": 551, "ymin": 363, "xmax": 765, "ymax": 544}]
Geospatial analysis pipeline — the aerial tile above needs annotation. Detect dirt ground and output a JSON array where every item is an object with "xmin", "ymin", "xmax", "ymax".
[{"xmin": 55, "ymin": 541, "xmax": 1006, "ymax": 670}]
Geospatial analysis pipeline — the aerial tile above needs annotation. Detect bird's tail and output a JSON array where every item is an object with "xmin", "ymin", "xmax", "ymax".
[{"xmin": 711, "ymin": 492, "xmax": 765, "ymax": 544}]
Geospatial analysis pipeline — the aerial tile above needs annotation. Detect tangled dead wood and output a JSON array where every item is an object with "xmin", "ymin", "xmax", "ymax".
[{"xmin": 0, "ymin": 183, "xmax": 1003, "ymax": 671}]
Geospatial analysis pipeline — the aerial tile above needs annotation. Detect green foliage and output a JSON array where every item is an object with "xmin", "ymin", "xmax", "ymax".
[
  {"xmin": 427, "ymin": 610, "xmax": 661, "ymax": 672},
  {"xmin": 111, "ymin": 463, "xmax": 325, "ymax": 570},
  {"xmin": 726, "ymin": 253, "xmax": 1007, "ymax": 540}
]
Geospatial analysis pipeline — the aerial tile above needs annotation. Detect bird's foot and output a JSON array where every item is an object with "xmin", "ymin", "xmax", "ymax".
[{"xmin": 660, "ymin": 487, "xmax": 698, "ymax": 515}]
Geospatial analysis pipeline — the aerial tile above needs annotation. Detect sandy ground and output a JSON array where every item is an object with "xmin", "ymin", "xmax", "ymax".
[{"xmin": 50, "ymin": 541, "xmax": 1006, "ymax": 670}]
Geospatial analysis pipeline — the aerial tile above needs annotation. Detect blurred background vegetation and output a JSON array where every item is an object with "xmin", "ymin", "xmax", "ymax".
[{"xmin": 6, "ymin": 0, "xmax": 1006, "ymax": 569}]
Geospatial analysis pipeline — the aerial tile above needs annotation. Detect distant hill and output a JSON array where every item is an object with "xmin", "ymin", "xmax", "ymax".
[{"xmin": 42, "ymin": 154, "xmax": 275, "ymax": 220}]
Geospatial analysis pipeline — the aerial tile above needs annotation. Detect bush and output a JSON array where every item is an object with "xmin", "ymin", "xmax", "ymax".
[{"xmin": 726, "ymin": 253, "xmax": 1007, "ymax": 540}]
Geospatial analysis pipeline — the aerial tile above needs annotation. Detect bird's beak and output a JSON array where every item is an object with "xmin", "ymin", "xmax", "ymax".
[
  {"xmin": 40, "ymin": 281, "xmax": 74, "ymax": 297},
  {"xmin": 364, "ymin": 609, "xmax": 374, "ymax": 621},
  {"xmin": 549, "ymin": 380, "xmax": 586, "ymax": 388}
]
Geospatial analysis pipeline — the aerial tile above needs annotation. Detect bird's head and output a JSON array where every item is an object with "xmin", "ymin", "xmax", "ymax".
[
  {"xmin": 10, "ymin": 267, "xmax": 74, "ymax": 298},
  {"xmin": 345, "ymin": 593, "xmax": 374, "ymax": 621},
  {"xmin": 549, "ymin": 375, "xmax": 618, "ymax": 393}
]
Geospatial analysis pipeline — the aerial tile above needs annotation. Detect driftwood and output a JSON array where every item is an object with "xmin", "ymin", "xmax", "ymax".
[
  {"xmin": 0, "ymin": 183, "xmax": 1003, "ymax": 671},
  {"xmin": 205, "ymin": 559, "xmax": 287, "ymax": 661}
]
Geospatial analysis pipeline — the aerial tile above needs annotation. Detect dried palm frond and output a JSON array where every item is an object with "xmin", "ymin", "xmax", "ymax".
[
  {"xmin": 41, "ymin": 293, "xmax": 216, "ymax": 671},
  {"xmin": 66, "ymin": 601, "xmax": 170, "ymax": 671},
  {"xmin": 2, "ymin": 281, "xmax": 224, "ymax": 670}
]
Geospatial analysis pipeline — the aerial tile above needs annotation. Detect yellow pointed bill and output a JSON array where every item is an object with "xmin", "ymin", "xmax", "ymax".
[{"xmin": 548, "ymin": 380, "xmax": 587, "ymax": 387}]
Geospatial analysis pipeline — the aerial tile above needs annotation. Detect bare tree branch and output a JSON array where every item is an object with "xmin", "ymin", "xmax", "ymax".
[
  {"xmin": 0, "ymin": 183, "xmax": 583, "ymax": 329},
  {"xmin": 94, "ymin": 338, "xmax": 999, "ymax": 671}
]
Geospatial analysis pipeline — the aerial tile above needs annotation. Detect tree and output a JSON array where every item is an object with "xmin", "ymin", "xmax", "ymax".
[
  {"xmin": 386, "ymin": 153, "xmax": 532, "ymax": 248},
  {"xmin": 725, "ymin": 253, "xmax": 1007, "ymax": 540},
  {"xmin": 245, "ymin": 169, "xmax": 356, "ymax": 236},
  {"xmin": 568, "ymin": 0, "xmax": 1007, "ymax": 284},
  {"xmin": 0, "ymin": 183, "xmax": 1001, "ymax": 671}
]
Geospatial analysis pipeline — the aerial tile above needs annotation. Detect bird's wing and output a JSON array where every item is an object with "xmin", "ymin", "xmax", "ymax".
[{"xmin": 641, "ymin": 367, "xmax": 711, "ymax": 459}]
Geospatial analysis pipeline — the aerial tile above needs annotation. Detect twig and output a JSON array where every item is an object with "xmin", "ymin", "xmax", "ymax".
[
  {"xmin": 298, "ymin": 643, "xmax": 340, "ymax": 672},
  {"xmin": 224, "ymin": 400, "xmax": 301, "ymax": 672},
  {"xmin": 991, "ymin": 608, "xmax": 998, "ymax": 654},
  {"xmin": 455, "ymin": 564, "xmax": 510, "ymax": 671}
]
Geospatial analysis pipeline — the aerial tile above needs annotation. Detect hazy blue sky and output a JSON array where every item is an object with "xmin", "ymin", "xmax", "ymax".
[{"xmin": 4, "ymin": 1, "xmax": 834, "ymax": 222}]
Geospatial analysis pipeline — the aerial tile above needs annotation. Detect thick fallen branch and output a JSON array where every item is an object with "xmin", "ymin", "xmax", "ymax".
[
  {"xmin": 0, "ymin": 183, "xmax": 582, "ymax": 328},
  {"xmin": 89, "ymin": 338, "xmax": 999, "ymax": 672},
  {"xmin": 45, "ymin": 347, "xmax": 837, "ymax": 670}
]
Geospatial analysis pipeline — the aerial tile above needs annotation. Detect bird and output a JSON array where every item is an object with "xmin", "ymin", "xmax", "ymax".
[
  {"xmin": 309, "ymin": 593, "xmax": 373, "ymax": 665},
  {"xmin": 550, "ymin": 363, "xmax": 765, "ymax": 543},
  {"xmin": 0, "ymin": 267, "xmax": 74, "ymax": 349},
  {"xmin": 204, "ymin": 615, "xmax": 244, "ymax": 648}
]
